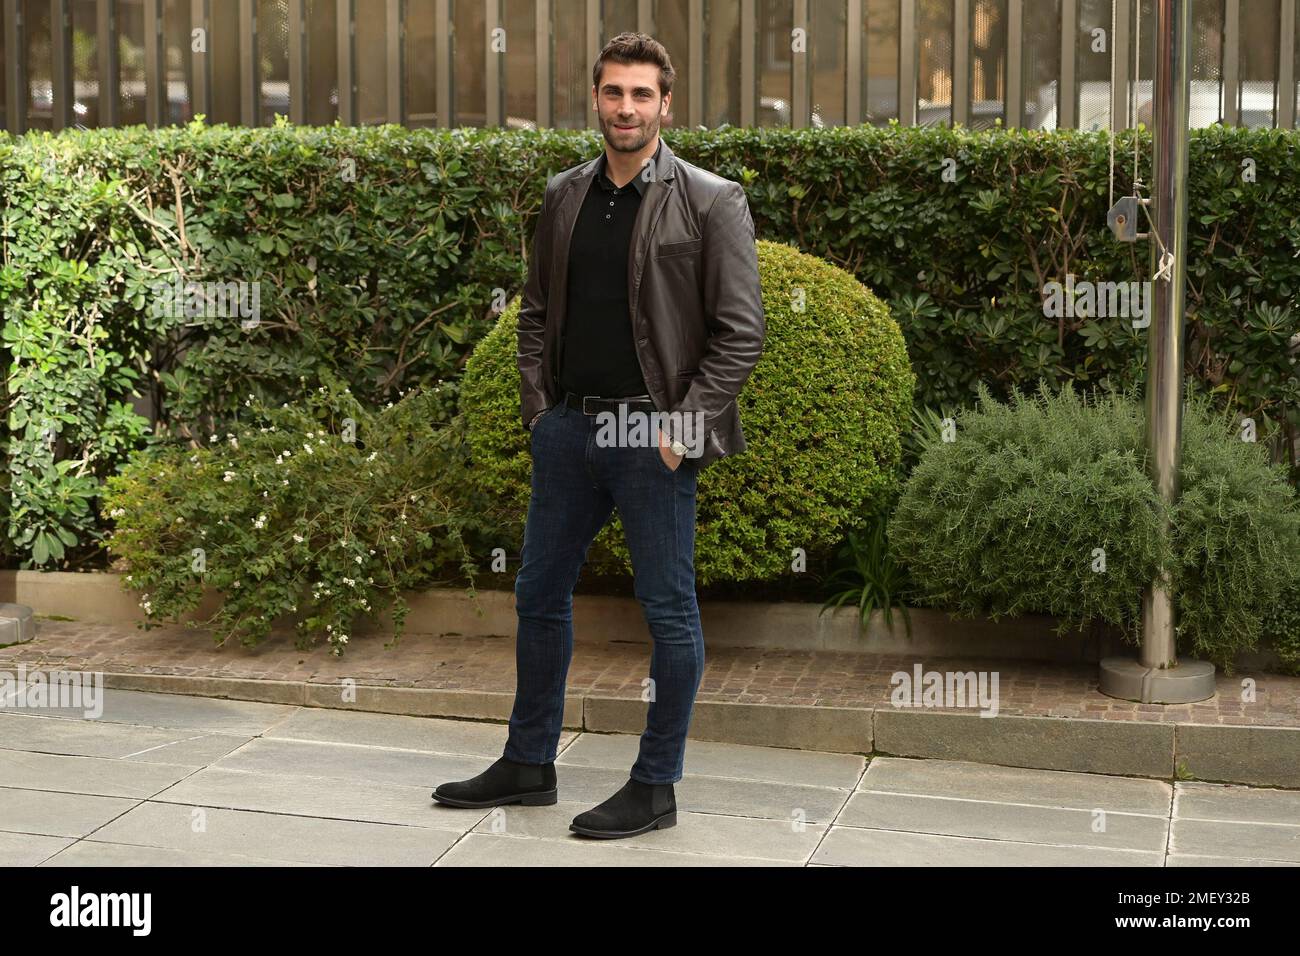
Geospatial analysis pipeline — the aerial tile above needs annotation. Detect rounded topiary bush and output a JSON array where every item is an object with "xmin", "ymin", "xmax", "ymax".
[
  {"xmin": 890, "ymin": 382, "xmax": 1300, "ymax": 670},
  {"xmin": 459, "ymin": 238, "xmax": 915, "ymax": 585}
]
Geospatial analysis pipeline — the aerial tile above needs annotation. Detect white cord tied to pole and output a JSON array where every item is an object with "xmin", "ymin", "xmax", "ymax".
[{"xmin": 1154, "ymin": 250, "xmax": 1175, "ymax": 282}]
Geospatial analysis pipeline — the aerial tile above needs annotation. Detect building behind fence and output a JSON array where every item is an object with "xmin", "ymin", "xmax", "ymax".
[{"xmin": 1, "ymin": 0, "xmax": 1296, "ymax": 134}]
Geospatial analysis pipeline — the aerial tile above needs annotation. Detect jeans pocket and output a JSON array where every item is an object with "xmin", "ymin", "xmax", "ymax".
[{"xmin": 652, "ymin": 441, "xmax": 683, "ymax": 477}]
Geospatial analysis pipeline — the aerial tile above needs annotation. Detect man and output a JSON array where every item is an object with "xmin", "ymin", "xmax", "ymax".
[{"xmin": 433, "ymin": 33, "xmax": 764, "ymax": 839}]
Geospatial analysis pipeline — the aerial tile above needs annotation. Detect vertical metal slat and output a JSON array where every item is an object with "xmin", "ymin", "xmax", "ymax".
[
  {"xmin": 144, "ymin": 0, "xmax": 164, "ymax": 126},
  {"xmin": 535, "ymin": 0, "xmax": 549, "ymax": 128},
  {"xmin": 387, "ymin": 0, "xmax": 403, "ymax": 123},
  {"xmin": 1278, "ymin": 0, "xmax": 1295, "ymax": 128},
  {"xmin": 190, "ymin": 0, "xmax": 210, "ymax": 120},
  {"xmin": 740, "ymin": 0, "xmax": 755, "ymax": 126},
  {"xmin": 847, "ymin": 0, "xmax": 861, "ymax": 125},
  {"xmin": 98, "ymin": 0, "xmax": 119, "ymax": 127},
  {"xmin": 899, "ymin": 0, "xmax": 917, "ymax": 125},
  {"xmin": 792, "ymin": 0, "xmax": 808, "ymax": 127},
  {"xmin": 288, "ymin": 0, "xmax": 305, "ymax": 124},
  {"xmin": 239, "ymin": 0, "xmax": 257, "ymax": 126},
  {"xmin": 50, "ymin": 0, "xmax": 71, "ymax": 129},
  {"xmin": 485, "ymin": 0, "xmax": 500, "ymax": 126},
  {"xmin": 1110, "ymin": 0, "xmax": 1130, "ymax": 130},
  {"xmin": 337, "ymin": 0, "xmax": 353, "ymax": 124},
  {"xmin": 586, "ymin": 0, "xmax": 598, "ymax": 129},
  {"xmin": 4, "ymin": 0, "xmax": 23, "ymax": 133},
  {"xmin": 688, "ymin": 0, "xmax": 702, "ymax": 127},
  {"xmin": 953, "ymin": 0, "xmax": 970, "ymax": 126},
  {"xmin": 1006, "ymin": 0, "xmax": 1023, "ymax": 127},
  {"xmin": 1060, "ymin": 0, "xmax": 1077, "ymax": 128},
  {"xmin": 435, "ymin": 0, "xmax": 449, "ymax": 126},
  {"xmin": 1223, "ymin": 0, "xmax": 1240, "ymax": 125}
]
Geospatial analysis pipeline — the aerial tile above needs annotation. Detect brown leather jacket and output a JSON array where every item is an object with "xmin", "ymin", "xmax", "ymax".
[{"xmin": 516, "ymin": 138, "xmax": 765, "ymax": 470}]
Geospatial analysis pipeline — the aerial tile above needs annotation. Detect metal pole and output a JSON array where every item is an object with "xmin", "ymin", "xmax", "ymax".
[
  {"xmin": 1099, "ymin": 0, "xmax": 1215, "ymax": 704},
  {"xmin": 1142, "ymin": 0, "xmax": 1190, "ymax": 670}
]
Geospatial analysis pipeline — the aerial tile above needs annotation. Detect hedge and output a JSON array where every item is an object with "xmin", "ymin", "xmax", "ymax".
[
  {"xmin": 459, "ymin": 240, "xmax": 915, "ymax": 585},
  {"xmin": 1, "ymin": 121, "xmax": 1297, "ymax": 567}
]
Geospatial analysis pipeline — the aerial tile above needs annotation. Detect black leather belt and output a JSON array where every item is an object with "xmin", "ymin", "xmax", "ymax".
[{"xmin": 563, "ymin": 391, "xmax": 657, "ymax": 415}]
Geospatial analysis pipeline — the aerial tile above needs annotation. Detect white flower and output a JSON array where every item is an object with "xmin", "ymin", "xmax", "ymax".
[
  {"xmin": 337, "ymin": 634, "xmax": 349, "ymax": 645},
  {"xmin": 253, "ymin": 514, "xmax": 267, "ymax": 529},
  {"xmin": 366, "ymin": 451, "xmax": 378, "ymax": 462},
  {"xmin": 282, "ymin": 479, "xmax": 289, "ymax": 486},
  {"xmin": 354, "ymin": 556, "xmax": 363, "ymax": 564},
  {"xmin": 233, "ymin": 581, "xmax": 241, "ymax": 588},
  {"xmin": 293, "ymin": 534, "xmax": 304, "ymax": 543},
  {"xmin": 223, "ymin": 471, "xmax": 236, "ymax": 482},
  {"xmin": 209, "ymin": 435, "xmax": 219, "ymax": 443},
  {"xmin": 303, "ymin": 443, "xmax": 313, "ymax": 454},
  {"xmin": 174, "ymin": 516, "xmax": 184, "ymax": 524}
]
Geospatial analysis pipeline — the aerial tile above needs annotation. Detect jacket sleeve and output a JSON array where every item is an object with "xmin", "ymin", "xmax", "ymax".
[
  {"xmin": 517, "ymin": 179, "xmax": 555, "ymax": 431},
  {"xmin": 667, "ymin": 181, "xmax": 764, "ymax": 446}
]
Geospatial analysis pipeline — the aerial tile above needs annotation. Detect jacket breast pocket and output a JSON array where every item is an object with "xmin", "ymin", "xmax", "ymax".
[{"xmin": 655, "ymin": 238, "xmax": 703, "ymax": 258}]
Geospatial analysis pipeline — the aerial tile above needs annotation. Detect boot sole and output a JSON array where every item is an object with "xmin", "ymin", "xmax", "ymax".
[
  {"xmin": 569, "ymin": 810, "xmax": 677, "ymax": 838},
  {"xmin": 432, "ymin": 788, "xmax": 558, "ymax": 809}
]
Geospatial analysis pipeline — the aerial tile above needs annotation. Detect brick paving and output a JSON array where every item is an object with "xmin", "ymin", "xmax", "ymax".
[{"xmin": 3, "ymin": 617, "xmax": 1298, "ymax": 727}]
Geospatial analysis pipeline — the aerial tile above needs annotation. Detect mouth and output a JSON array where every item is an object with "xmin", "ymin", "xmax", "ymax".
[{"xmin": 614, "ymin": 123, "xmax": 638, "ymax": 130}]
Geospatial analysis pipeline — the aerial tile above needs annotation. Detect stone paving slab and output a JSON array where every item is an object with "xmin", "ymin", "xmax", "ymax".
[
  {"xmin": 434, "ymin": 833, "xmax": 797, "ymax": 867},
  {"xmin": 0, "ymin": 748, "xmax": 196, "ymax": 798},
  {"xmin": 810, "ymin": 827, "xmax": 1165, "ymax": 866},
  {"xmin": 92, "ymin": 801, "xmax": 459, "ymax": 866},
  {"xmin": 2, "ymin": 689, "xmax": 1296, "ymax": 867},
  {"xmin": 39, "ymin": 841, "xmax": 337, "ymax": 867},
  {"xmin": 468, "ymin": 801, "xmax": 827, "ymax": 862},
  {"xmin": 0, "ymin": 787, "xmax": 140, "ymax": 838},
  {"xmin": 0, "ymin": 831, "xmax": 76, "ymax": 867},
  {"xmin": 839, "ymin": 791, "xmax": 1170, "ymax": 852},
  {"xmin": 860, "ymin": 756, "xmax": 1172, "ymax": 814}
]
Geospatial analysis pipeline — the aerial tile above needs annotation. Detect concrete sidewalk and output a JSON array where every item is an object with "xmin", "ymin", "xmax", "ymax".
[
  {"xmin": 1, "ymin": 688, "xmax": 1297, "ymax": 866},
  {"xmin": 2, "ymin": 617, "xmax": 1298, "ymax": 788}
]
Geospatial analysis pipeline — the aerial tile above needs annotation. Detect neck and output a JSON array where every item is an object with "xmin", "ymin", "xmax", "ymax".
[{"xmin": 604, "ymin": 134, "xmax": 659, "ymax": 188}]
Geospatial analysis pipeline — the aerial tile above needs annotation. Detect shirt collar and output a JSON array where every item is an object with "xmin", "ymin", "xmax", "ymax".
[{"xmin": 596, "ymin": 139, "xmax": 662, "ymax": 197}]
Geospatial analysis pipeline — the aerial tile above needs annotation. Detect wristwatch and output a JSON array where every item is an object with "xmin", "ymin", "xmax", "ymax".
[{"xmin": 668, "ymin": 433, "xmax": 689, "ymax": 457}]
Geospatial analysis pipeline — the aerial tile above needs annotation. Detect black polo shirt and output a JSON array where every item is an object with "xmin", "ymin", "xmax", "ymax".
[{"xmin": 557, "ymin": 140, "xmax": 662, "ymax": 398}]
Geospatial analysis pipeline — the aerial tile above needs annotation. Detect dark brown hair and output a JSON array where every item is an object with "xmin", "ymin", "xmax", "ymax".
[{"xmin": 592, "ymin": 32, "xmax": 676, "ymax": 98}]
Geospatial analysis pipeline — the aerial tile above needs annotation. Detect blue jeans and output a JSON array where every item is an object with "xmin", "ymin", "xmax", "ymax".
[{"xmin": 503, "ymin": 399, "xmax": 705, "ymax": 785}]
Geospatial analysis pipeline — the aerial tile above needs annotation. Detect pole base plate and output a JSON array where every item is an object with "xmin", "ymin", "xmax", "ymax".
[{"xmin": 1098, "ymin": 657, "xmax": 1216, "ymax": 704}]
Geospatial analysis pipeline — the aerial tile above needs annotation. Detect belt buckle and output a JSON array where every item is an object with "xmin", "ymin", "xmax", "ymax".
[{"xmin": 581, "ymin": 395, "xmax": 601, "ymax": 415}]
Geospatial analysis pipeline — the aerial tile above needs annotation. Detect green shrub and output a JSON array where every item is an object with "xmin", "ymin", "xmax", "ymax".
[
  {"xmin": 459, "ymin": 239, "xmax": 915, "ymax": 584},
  {"xmin": 102, "ymin": 375, "xmax": 490, "ymax": 655},
  {"xmin": 1261, "ymin": 570, "xmax": 1300, "ymax": 676},
  {"xmin": 890, "ymin": 383, "xmax": 1300, "ymax": 670}
]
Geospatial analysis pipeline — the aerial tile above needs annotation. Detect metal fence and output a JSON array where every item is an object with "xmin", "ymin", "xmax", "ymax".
[{"xmin": 1, "ymin": 0, "xmax": 1296, "ymax": 134}]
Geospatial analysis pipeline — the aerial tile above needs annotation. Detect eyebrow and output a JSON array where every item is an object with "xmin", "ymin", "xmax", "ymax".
[{"xmin": 600, "ymin": 84, "xmax": 657, "ymax": 96}]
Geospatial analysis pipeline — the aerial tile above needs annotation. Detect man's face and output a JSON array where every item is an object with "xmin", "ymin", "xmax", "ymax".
[{"xmin": 593, "ymin": 61, "xmax": 670, "ymax": 153}]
